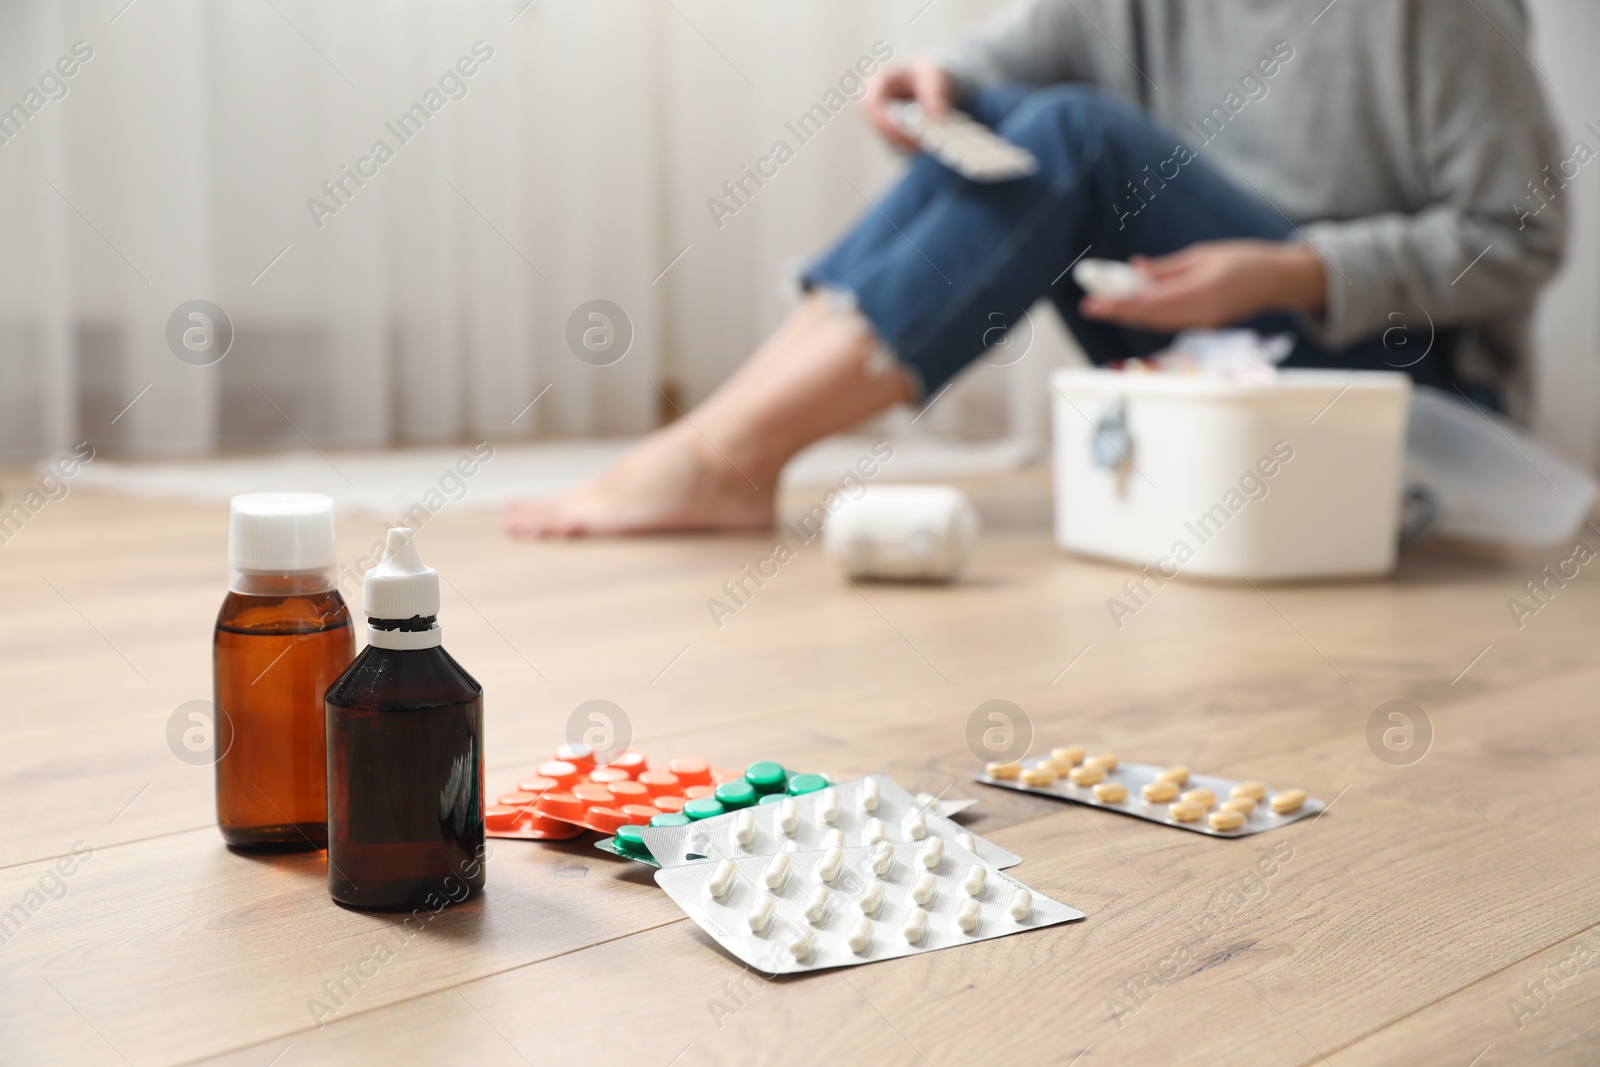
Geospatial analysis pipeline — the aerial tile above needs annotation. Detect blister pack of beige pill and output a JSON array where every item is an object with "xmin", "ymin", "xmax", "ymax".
[
  {"xmin": 654, "ymin": 839, "xmax": 1081, "ymax": 974},
  {"xmin": 640, "ymin": 775, "xmax": 1022, "ymax": 871},
  {"xmin": 973, "ymin": 749, "xmax": 1321, "ymax": 837}
]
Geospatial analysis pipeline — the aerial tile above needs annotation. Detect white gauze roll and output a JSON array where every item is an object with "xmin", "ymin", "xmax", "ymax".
[{"xmin": 822, "ymin": 485, "xmax": 979, "ymax": 581}]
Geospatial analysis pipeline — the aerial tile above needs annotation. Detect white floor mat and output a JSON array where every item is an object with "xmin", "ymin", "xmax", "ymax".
[{"xmin": 66, "ymin": 436, "xmax": 1041, "ymax": 516}]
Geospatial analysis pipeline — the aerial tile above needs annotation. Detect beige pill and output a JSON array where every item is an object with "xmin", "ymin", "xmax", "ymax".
[
  {"xmin": 1141, "ymin": 779, "xmax": 1178, "ymax": 803},
  {"xmin": 1221, "ymin": 797, "xmax": 1256, "ymax": 814},
  {"xmin": 1068, "ymin": 765, "xmax": 1103, "ymax": 786},
  {"xmin": 1181, "ymin": 788, "xmax": 1215, "ymax": 809},
  {"xmin": 1270, "ymin": 789, "xmax": 1306, "ymax": 814},
  {"xmin": 1093, "ymin": 782, "xmax": 1128, "ymax": 803},
  {"xmin": 1019, "ymin": 766, "xmax": 1057, "ymax": 787},
  {"xmin": 1085, "ymin": 753, "xmax": 1118, "ymax": 772},
  {"xmin": 1156, "ymin": 766, "xmax": 1190, "ymax": 785},
  {"xmin": 1208, "ymin": 809, "xmax": 1246, "ymax": 831},
  {"xmin": 1050, "ymin": 746, "xmax": 1085, "ymax": 767},
  {"xmin": 1231, "ymin": 780, "xmax": 1266, "ymax": 801},
  {"xmin": 1169, "ymin": 800, "xmax": 1204, "ymax": 823},
  {"xmin": 987, "ymin": 761, "xmax": 1022, "ymax": 780}
]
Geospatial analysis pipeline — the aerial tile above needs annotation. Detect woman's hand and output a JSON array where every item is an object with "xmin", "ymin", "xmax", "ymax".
[
  {"xmin": 861, "ymin": 59, "xmax": 956, "ymax": 149},
  {"xmin": 1080, "ymin": 240, "xmax": 1328, "ymax": 331}
]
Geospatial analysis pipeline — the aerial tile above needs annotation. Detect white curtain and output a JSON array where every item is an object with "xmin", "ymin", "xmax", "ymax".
[{"xmin": 0, "ymin": 0, "xmax": 1593, "ymax": 464}]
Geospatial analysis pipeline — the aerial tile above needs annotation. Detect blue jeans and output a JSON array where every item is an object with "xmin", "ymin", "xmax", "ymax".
[{"xmin": 805, "ymin": 84, "xmax": 1455, "ymax": 400}]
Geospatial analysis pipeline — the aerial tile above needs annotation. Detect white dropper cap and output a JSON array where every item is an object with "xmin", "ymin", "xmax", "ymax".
[
  {"xmin": 229, "ymin": 492, "xmax": 336, "ymax": 590},
  {"xmin": 363, "ymin": 528, "xmax": 443, "ymax": 650}
]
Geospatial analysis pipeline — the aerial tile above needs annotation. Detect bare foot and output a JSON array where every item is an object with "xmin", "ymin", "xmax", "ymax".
[{"xmin": 504, "ymin": 423, "xmax": 775, "ymax": 537}]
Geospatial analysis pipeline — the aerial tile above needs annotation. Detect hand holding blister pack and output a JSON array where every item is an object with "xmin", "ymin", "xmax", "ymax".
[
  {"xmin": 640, "ymin": 775, "xmax": 1021, "ymax": 869},
  {"xmin": 885, "ymin": 101, "xmax": 1038, "ymax": 182},
  {"xmin": 976, "ymin": 749, "xmax": 1322, "ymax": 837},
  {"xmin": 653, "ymin": 839, "xmax": 1081, "ymax": 973}
]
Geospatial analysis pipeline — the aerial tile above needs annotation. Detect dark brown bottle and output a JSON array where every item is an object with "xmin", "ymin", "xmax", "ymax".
[
  {"xmin": 215, "ymin": 494, "xmax": 354, "ymax": 851},
  {"xmin": 326, "ymin": 528, "xmax": 485, "ymax": 910}
]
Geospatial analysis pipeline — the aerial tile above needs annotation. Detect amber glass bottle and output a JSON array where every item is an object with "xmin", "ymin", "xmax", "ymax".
[
  {"xmin": 214, "ymin": 493, "xmax": 354, "ymax": 850},
  {"xmin": 326, "ymin": 528, "xmax": 484, "ymax": 910}
]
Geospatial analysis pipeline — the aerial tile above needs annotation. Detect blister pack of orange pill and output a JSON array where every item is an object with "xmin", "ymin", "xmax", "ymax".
[
  {"xmin": 487, "ymin": 743, "xmax": 741, "ymax": 840},
  {"xmin": 974, "ymin": 747, "xmax": 1322, "ymax": 837}
]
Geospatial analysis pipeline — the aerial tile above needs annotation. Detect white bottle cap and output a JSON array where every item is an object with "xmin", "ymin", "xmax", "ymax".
[
  {"xmin": 229, "ymin": 493, "xmax": 336, "ymax": 575},
  {"xmin": 364, "ymin": 527, "xmax": 440, "ymax": 620}
]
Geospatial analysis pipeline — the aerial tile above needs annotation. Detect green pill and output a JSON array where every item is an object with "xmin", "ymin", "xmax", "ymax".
[
  {"xmin": 649, "ymin": 812, "xmax": 692, "ymax": 828},
  {"xmin": 683, "ymin": 797, "xmax": 726, "ymax": 820},
  {"xmin": 744, "ymin": 761, "xmax": 787, "ymax": 795},
  {"xmin": 758, "ymin": 793, "xmax": 787, "ymax": 806},
  {"xmin": 713, "ymin": 780, "xmax": 758, "ymax": 809},
  {"xmin": 787, "ymin": 773, "xmax": 830, "ymax": 796},
  {"xmin": 614, "ymin": 825, "xmax": 650, "ymax": 854}
]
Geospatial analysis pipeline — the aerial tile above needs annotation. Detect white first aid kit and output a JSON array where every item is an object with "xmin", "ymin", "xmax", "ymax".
[{"xmin": 1049, "ymin": 367, "xmax": 1412, "ymax": 580}]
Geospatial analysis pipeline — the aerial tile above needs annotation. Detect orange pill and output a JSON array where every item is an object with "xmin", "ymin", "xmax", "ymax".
[
  {"xmin": 684, "ymin": 784, "xmax": 715, "ymax": 800},
  {"xmin": 606, "ymin": 780, "xmax": 650, "ymax": 804},
  {"xmin": 517, "ymin": 775, "xmax": 558, "ymax": 795},
  {"xmin": 572, "ymin": 782, "xmax": 615, "ymax": 805},
  {"xmin": 497, "ymin": 791, "xmax": 540, "ymax": 809},
  {"xmin": 588, "ymin": 767, "xmax": 630, "ymax": 785},
  {"xmin": 637, "ymin": 771, "xmax": 681, "ymax": 797},
  {"xmin": 485, "ymin": 805, "xmax": 521, "ymax": 832},
  {"xmin": 621, "ymin": 804, "xmax": 659, "ymax": 823},
  {"xmin": 669, "ymin": 756, "xmax": 712, "ymax": 786},
  {"xmin": 536, "ymin": 792, "xmax": 585, "ymax": 821},
  {"xmin": 608, "ymin": 750, "xmax": 649, "ymax": 777},
  {"xmin": 586, "ymin": 806, "xmax": 633, "ymax": 833},
  {"xmin": 711, "ymin": 766, "xmax": 742, "ymax": 784},
  {"xmin": 653, "ymin": 795, "xmax": 687, "ymax": 813},
  {"xmin": 537, "ymin": 760, "xmax": 582, "ymax": 788},
  {"xmin": 554, "ymin": 743, "xmax": 596, "ymax": 768}
]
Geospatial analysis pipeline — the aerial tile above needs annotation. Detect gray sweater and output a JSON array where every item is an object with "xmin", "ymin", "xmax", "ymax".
[{"xmin": 940, "ymin": 0, "xmax": 1570, "ymax": 413}]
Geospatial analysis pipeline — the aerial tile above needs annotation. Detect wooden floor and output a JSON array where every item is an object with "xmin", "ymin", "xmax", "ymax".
[{"xmin": 3, "ymin": 463, "xmax": 1598, "ymax": 1066}]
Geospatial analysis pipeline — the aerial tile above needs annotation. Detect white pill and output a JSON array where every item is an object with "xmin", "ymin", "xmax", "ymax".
[
  {"xmin": 863, "ymin": 817, "xmax": 886, "ymax": 846},
  {"xmin": 763, "ymin": 852, "xmax": 790, "ymax": 892},
  {"xmin": 870, "ymin": 840, "xmax": 895, "ymax": 877},
  {"xmin": 957, "ymin": 832, "xmax": 977, "ymax": 853},
  {"xmin": 847, "ymin": 915, "xmax": 873, "ymax": 955},
  {"xmin": 918, "ymin": 838, "xmax": 945, "ymax": 870},
  {"xmin": 823, "ymin": 829, "xmax": 846, "ymax": 849},
  {"xmin": 903, "ymin": 809, "xmax": 927, "ymax": 841},
  {"xmin": 734, "ymin": 808, "xmax": 757, "ymax": 847},
  {"xmin": 1008, "ymin": 888, "xmax": 1032, "ymax": 923},
  {"xmin": 803, "ymin": 885, "xmax": 831, "ymax": 925},
  {"xmin": 819, "ymin": 787, "xmax": 841, "ymax": 825},
  {"xmin": 817, "ymin": 846, "xmax": 844, "ymax": 885},
  {"xmin": 859, "ymin": 880, "xmax": 884, "ymax": 916},
  {"xmin": 789, "ymin": 930, "xmax": 814, "ymax": 962},
  {"xmin": 778, "ymin": 797, "xmax": 799, "ymax": 836},
  {"xmin": 782, "ymin": 839, "xmax": 800, "ymax": 853},
  {"xmin": 915, "ymin": 792, "xmax": 936, "ymax": 808},
  {"xmin": 861, "ymin": 777, "xmax": 881, "ymax": 814},
  {"xmin": 956, "ymin": 898, "xmax": 981, "ymax": 933},
  {"xmin": 962, "ymin": 864, "xmax": 987, "ymax": 897},
  {"xmin": 902, "ymin": 907, "xmax": 929, "ymax": 945},
  {"xmin": 707, "ymin": 859, "xmax": 736, "ymax": 902},
  {"xmin": 911, "ymin": 871, "xmax": 936, "ymax": 907},
  {"xmin": 747, "ymin": 895, "xmax": 775, "ymax": 934}
]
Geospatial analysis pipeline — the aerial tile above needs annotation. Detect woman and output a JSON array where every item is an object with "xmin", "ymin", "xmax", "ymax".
[{"xmin": 508, "ymin": 0, "xmax": 1565, "ymax": 537}]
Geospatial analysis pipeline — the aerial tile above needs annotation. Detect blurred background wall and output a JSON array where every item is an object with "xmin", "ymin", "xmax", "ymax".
[{"xmin": 0, "ymin": 0, "xmax": 1594, "ymax": 465}]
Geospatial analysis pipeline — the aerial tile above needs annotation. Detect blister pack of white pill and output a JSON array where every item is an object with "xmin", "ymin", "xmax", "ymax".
[
  {"xmin": 654, "ymin": 839, "xmax": 1082, "ymax": 974},
  {"xmin": 973, "ymin": 751, "xmax": 1322, "ymax": 838},
  {"xmin": 640, "ymin": 775, "xmax": 1021, "ymax": 870},
  {"xmin": 885, "ymin": 101, "xmax": 1038, "ymax": 182}
]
